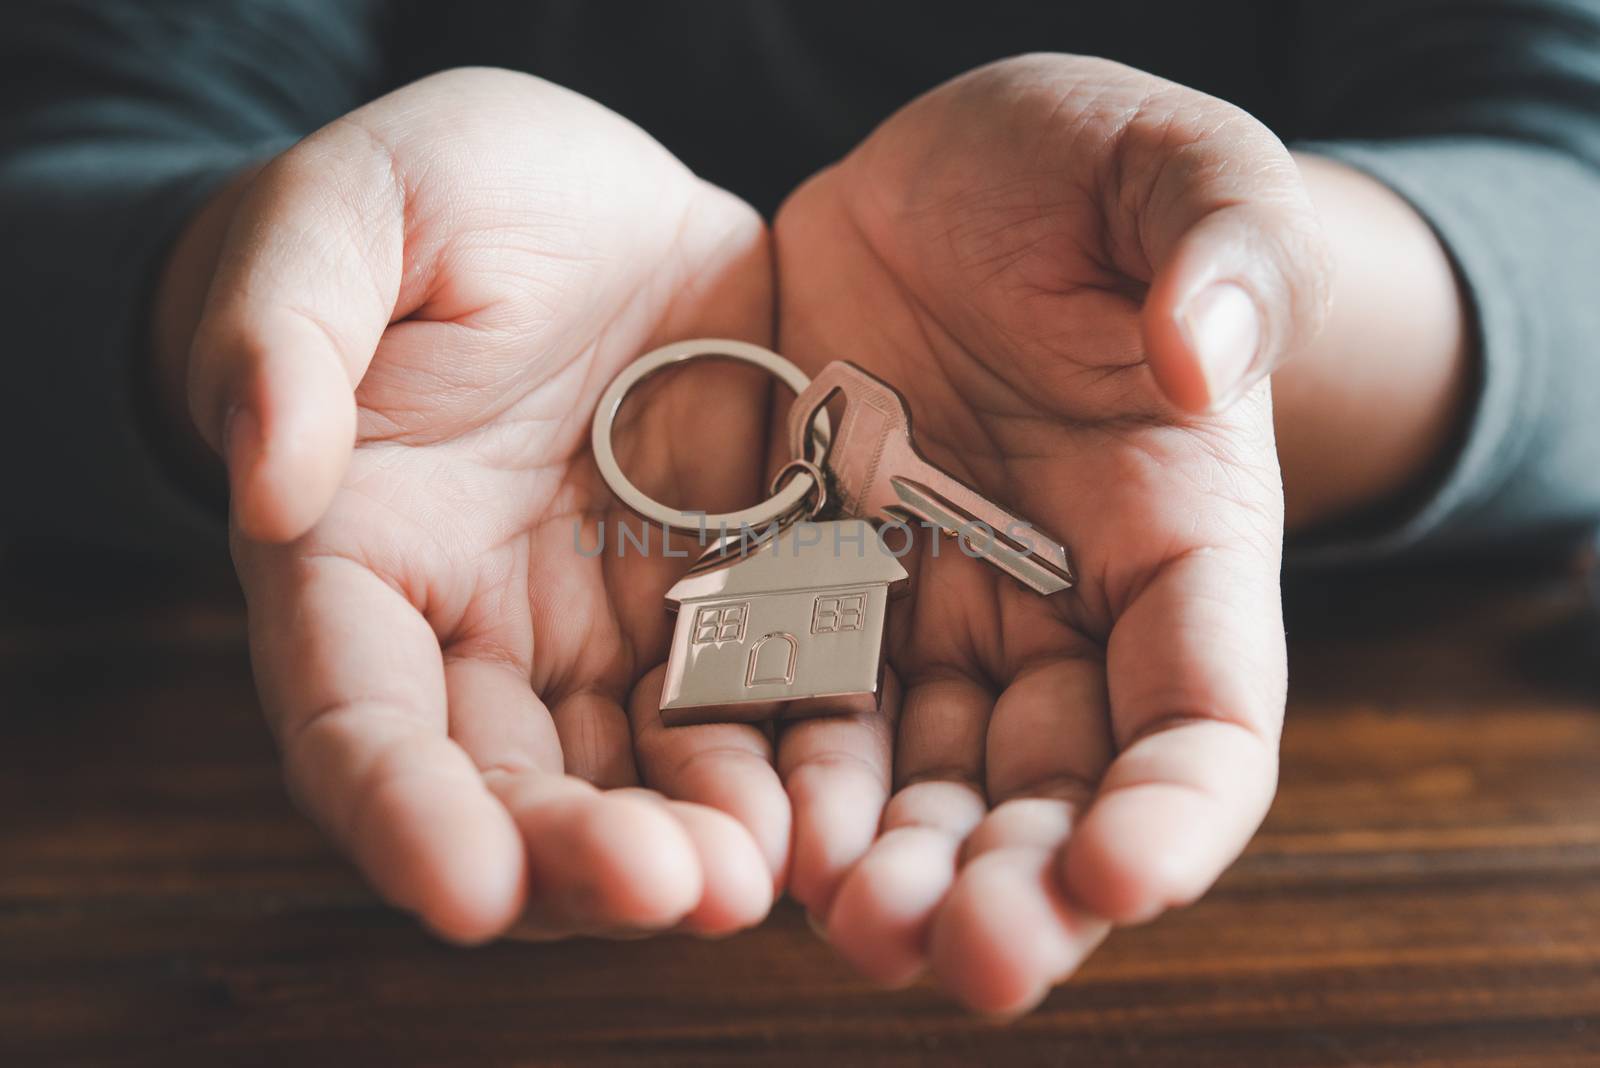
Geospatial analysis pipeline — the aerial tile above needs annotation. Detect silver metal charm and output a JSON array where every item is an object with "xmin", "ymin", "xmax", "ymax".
[{"xmin": 660, "ymin": 518, "xmax": 908, "ymax": 725}]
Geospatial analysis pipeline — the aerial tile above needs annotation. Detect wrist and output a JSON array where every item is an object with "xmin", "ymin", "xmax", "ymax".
[{"xmin": 1272, "ymin": 154, "xmax": 1474, "ymax": 533}]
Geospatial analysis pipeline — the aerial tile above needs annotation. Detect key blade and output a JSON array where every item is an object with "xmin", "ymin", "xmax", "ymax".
[{"xmin": 889, "ymin": 477, "xmax": 1075, "ymax": 594}]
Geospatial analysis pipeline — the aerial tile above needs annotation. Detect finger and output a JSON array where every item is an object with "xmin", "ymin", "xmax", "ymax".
[
  {"xmin": 932, "ymin": 660, "xmax": 1115, "ymax": 1013},
  {"xmin": 935, "ymin": 787, "xmax": 1108, "ymax": 1017},
  {"xmin": 983, "ymin": 657, "xmax": 1113, "ymax": 807},
  {"xmin": 1064, "ymin": 550, "xmax": 1286, "ymax": 925},
  {"xmin": 240, "ymin": 549, "xmax": 523, "ymax": 943},
  {"xmin": 822, "ymin": 822, "xmax": 965, "ymax": 988},
  {"xmin": 920, "ymin": 661, "xmax": 1116, "ymax": 1013},
  {"xmin": 818, "ymin": 674, "xmax": 990, "ymax": 985},
  {"xmin": 449, "ymin": 640, "xmax": 734, "ymax": 938},
  {"xmin": 189, "ymin": 126, "xmax": 406, "ymax": 542},
  {"xmin": 958, "ymin": 796, "xmax": 1076, "ymax": 864},
  {"xmin": 894, "ymin": 673, "xmax": 993, "ymax": 796},
  {"xmin": 657, "ymin": 798, "xmax": 776, "ymax": 937},
  {"xmin": 774, "ymin": 670, "xmax": 900, "ymax": 918},
  {"xmin": 1137, "ymin": 110, "xmax": 1333, "ymax": 411},
  {"xmin": 443, "ymin": 652, "xmax": 563, "ymax": 780},
  {"xmin": 491, "ymin": 774, "xmax": 702, "ymax": 936},
  {"xmin": 551, "ymin": 688, "xmax": 640, "ymax": 789},
  {"xmin": 631, "ymin": 664, "xmax": 792, "ymax": 888},
  {"xmin": 929, "ymin": 845, "xmax": 1109, "ymax": 1016}
]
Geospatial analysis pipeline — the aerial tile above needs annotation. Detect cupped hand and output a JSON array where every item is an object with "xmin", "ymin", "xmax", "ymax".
[
  {"xmin": 183, "ymin": 69, "xmax": 793, "ymax": 942},
  {"xmin": 773, "ymin": 55, "xmax": 1331, "ymax": 1012}
]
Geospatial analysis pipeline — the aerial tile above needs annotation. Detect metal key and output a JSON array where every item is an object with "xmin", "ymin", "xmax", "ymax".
[{"xmin": 786, "ymin": 361, "xmax": 1075, "ymax": 594}]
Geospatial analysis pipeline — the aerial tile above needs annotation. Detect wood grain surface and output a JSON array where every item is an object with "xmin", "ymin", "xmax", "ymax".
[{"xmin": 2, "ymin": 549, "xmax": 1598, "ymax": 1067}]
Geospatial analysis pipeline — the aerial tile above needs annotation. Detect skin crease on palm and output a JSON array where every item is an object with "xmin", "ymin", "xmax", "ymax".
[{"xmin": 164, "ymin": 57, "xmax": 1339, "ymax": 1014}]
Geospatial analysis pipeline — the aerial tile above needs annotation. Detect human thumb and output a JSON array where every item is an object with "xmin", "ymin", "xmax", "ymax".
[
  {"xmin": 186, "ymin": 130, "xmax": 404, "ymax": 542},
  {"xmin": 1139, "ymin": 127, "xmax": 1333, "ymax": 413}
]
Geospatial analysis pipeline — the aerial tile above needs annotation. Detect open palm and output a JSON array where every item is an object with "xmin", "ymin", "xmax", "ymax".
[
  {"xmin": 774, "ymin": 56, "xmax": 1327, "ymax": 1012},
  {"xmin": 196, "ymin": 70, "xmax": 790, "ymax": 942}
]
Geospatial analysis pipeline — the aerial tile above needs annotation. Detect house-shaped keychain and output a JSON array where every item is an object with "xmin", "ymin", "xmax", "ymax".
[{"xmin": 659, "ymin": 518, "xmax": 909, "ymax": 725}]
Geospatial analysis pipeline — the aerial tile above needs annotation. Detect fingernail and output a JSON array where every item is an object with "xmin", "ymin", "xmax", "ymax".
[
  {"xmin": 805, "ymin": 909, "xmax": 830, "ymax": 943},
  {"xmin": 1180, "ymin": 282, "xmax": 1260, "ymax": 408}
]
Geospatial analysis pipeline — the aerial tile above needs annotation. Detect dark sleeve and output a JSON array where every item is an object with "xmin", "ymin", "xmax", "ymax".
[
  {"xmin": 1284, "ymin": 0, "xmax": 1600, "ymax": 563},
  {"xmin": 0, "ymin": 0, "xmax": 389, "ymax": 557}
]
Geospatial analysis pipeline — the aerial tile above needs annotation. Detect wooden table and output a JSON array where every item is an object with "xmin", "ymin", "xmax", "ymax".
[{"xmin": 3, "ymin": 549, "xmax": 1598, "ymax": 1067}]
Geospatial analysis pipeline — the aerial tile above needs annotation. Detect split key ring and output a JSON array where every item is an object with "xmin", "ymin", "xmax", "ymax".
[{"xmin": 589, "ymin": 339, "xmax": 832, "ymax": 537}]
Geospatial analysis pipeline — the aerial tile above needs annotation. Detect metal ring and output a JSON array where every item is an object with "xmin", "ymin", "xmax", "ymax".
[
  {"xmin": 590, "ymin": 339, "xmax": 831, "ymax": 536},
  {"xmin": 768, "ymin": 457, "xmax": 829, "ymax": 520}
]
